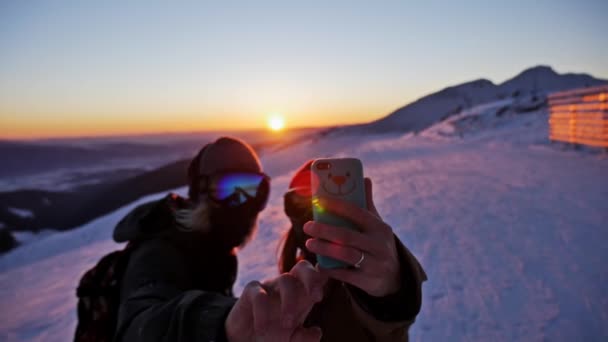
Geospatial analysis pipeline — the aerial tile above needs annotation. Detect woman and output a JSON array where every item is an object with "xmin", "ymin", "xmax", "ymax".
[{"xmin": 279, "ymin": 160, "xmax": 427, "ymax": 341}]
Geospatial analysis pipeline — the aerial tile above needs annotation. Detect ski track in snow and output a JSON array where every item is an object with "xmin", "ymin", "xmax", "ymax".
[{"xmin": 1, "ymin": 113, "xmax": 607, "ymax": 341}]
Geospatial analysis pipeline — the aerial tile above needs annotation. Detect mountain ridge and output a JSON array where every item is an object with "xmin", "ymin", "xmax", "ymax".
[{"xmin": 340, "ymin": 65, "xmax": 607, "ymax": 135}]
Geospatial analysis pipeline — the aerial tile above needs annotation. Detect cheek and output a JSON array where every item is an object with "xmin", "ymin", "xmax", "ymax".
[{"xmin": 190, "ymin": 202, "xmax": 211, "ymax": 232}]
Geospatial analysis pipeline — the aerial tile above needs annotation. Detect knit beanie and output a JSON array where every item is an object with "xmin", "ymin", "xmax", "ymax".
[{"xmin": 187, "ymin": 137, "xmax": 262, "ymax": 202}]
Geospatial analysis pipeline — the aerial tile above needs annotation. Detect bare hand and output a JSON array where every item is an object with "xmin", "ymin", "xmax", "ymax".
[
  {"xmin": 303, "ymin": 178, "xmax": 401, "ymax": 297},
  {"xmin": 225, "ymin": 260, "xmax": 327, "ymax": 341},
  {"xmin": 263, "ymin": 260, "xmax": 327, "ymax": 328}
]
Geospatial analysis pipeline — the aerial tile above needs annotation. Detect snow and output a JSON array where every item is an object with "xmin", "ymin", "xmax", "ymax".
[
  {"xmin": 6, "ymin": 207, "xmax": 35, "ymax": 219},
  {"xmin": 11, "ymin": 230, "xmax": 56, "ymax": 245},
  {"xmin": 1, "ymin": 106, "xmax": 606, "ymax": 341},
  {"xmin": 419, "ymin": 99, "xmax": 515, "ymax": 140}
]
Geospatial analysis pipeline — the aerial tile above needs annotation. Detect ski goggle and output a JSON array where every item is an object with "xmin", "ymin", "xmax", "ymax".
[
  {"xmin": 199, "ymin": 171, "xmax": 271, "ymax": 210},
  {"xmin": 284, "ymin": 187, "xmax": 313, "ymax": 221}
]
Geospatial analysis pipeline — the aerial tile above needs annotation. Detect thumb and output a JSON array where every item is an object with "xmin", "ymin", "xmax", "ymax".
[{"xmin": 364, "ymin": 178, "xmax": 380, "ymax": 217}]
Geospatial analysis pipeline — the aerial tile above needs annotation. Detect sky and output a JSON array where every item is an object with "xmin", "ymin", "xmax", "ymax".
[{"xmin": 1, "ymin": 0, "xmax": 607, "ymax": 139}]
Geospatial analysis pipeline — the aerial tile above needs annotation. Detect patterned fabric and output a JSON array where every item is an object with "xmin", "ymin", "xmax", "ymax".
[{"xmin": 74, "ymin": 243, "xmax": 136, "ymax": 342}]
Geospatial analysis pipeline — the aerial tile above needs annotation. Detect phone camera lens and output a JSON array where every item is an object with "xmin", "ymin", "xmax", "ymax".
[{"xmin": 316, "ymin": 162, "xmax": 331, "ymax": 170}]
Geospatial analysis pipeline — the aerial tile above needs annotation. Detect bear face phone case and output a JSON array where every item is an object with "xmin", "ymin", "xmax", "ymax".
[{"xmin": 310, "ymin": 158, "xmax": 367, "ymax": 268}]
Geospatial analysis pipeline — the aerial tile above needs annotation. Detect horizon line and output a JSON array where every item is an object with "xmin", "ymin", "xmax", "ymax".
[{"xmin": 0, "ymin": 123, "xmax": 344, "ymax": 142}]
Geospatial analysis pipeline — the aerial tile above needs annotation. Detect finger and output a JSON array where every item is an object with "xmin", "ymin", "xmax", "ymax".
[
  {"xmin": 364, "ymin": 178, "xmax": 381, "ymax": 218},
  {"xmin": 272, "ymin": 274, "xmax": 307, "ymax": 328},
  {"xmin": 317, "ymin": 196, "xmax": 389, "ymax": 235},
  {"xmin": 289, "ymin": 260, "xmax": 327, "ymax": 301},
  {"xmin": 305, "ymin": 238, "xmax": 364, "ymax": 266},
  {"xmin": 318, "ymin": 266, "xmax": 369, "ymax": 291},
  {"xmin": 291, "ymin": 326, "xmax": 323, "ymax": 342},
  {"xmin": 242, "ymin": 281, "xmax": 272, "ymax": 335},
  {"xmin": 303, "ymin": 221, "xmax": 382, "ymax": 256},
  {"xmin": 319, "ymin": 266, "xmax": 397, "ymax": 298}
]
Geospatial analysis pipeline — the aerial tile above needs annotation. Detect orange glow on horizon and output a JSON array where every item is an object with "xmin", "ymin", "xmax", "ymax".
[
  {"xmin": 0, "ymin": 119, "xmax": 255, "ymax": 140},
  {"xmin": 0, "ymin": 106, "xmax": 386, "ymax": 140}
]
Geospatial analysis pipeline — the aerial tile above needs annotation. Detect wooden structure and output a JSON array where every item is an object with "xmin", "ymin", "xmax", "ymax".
[{"xmin": 548, "ymin": 85, "xmax": 608, "ymax": 148}]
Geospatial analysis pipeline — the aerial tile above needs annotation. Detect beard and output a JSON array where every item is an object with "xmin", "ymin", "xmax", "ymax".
[{"xmin": 184, "ymin": 200, "xmax": 259, "ymax": 252}]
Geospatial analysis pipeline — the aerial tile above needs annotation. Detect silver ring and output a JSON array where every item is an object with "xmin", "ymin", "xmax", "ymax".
[{"xmin": 354, "ymin": 251, "xmax": 365, "ymax": 269}]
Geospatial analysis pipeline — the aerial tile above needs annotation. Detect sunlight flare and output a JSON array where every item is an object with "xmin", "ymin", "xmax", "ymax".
[{"xmin": 267, "ymin": 114, "xmax": 285, "ymax": 132}]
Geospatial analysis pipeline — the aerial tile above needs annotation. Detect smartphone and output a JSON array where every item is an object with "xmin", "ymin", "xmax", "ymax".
[{"xmin": 310, "ymin": 158, "xmax": 367, "ymax": 268}]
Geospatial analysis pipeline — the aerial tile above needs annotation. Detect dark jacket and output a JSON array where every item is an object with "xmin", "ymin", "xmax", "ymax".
[{"xmin": 113, "ymin": 194, "xmax": 427, "ymax": 341}]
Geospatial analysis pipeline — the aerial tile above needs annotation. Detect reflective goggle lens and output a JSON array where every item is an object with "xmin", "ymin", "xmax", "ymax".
[{"xmin": 209, "ymin": 173, "xmax": 268, "ymax": 206}]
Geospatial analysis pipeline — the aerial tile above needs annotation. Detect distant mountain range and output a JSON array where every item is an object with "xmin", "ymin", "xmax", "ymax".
[
  {"xmin": 0, "ymin": 128, "xmax": 318, "ymax": 192},
  {"xmin": 343, "ymin": 65, "xmax": 608, "ymax": 134},
  {"xmin": 0, "ymin": 141, "xmax": 195, "ymax": 179}
]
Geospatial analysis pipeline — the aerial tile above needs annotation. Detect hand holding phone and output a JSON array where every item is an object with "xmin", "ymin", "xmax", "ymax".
[{"xmin": 304, "ymin": 171, "xmax": 404, "ymax": 297}]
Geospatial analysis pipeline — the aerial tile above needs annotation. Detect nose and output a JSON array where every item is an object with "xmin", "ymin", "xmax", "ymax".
[{"xmin": 332, "ymin": 175, "xmax": 346, "ymax": 186}]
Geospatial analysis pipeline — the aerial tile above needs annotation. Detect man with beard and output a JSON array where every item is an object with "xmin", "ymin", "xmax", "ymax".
[{"xmin": 113, "ymin": 137, "xmax": 326, "ymax": 341}]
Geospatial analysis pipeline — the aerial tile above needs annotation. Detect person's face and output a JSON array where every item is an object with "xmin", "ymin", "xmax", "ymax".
[{"xmin": 193, "ymin": 139, "xmax": 265, "ymax": 250}]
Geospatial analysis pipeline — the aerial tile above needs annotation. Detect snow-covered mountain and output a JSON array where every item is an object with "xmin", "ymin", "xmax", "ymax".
[{"xmin": 342, "ymin": 66, "xmax": 607, "ymax": 134}]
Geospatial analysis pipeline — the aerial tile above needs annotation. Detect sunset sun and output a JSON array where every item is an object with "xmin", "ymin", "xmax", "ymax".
[{"xmin": 267, "ymin": 114, "xmax": 285, "ymax": 132}]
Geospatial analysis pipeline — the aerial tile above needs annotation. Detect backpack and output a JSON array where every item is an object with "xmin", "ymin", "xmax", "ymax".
[{"xmin": 74, "ymin": 242, "xmax": 137, "ymax": 342}]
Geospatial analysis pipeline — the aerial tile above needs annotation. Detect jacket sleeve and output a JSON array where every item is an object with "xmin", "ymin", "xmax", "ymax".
[
  {"xmin": 345, "ymin": 236, "xmax": 427, "ymax": 341},
  {"xmin": 114, "ymin": 239, "xmax": 236, "ymax": 342}
]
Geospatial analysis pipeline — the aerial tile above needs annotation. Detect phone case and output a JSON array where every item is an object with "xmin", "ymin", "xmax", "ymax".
[{"xmin": 310, "ymin": 158, "xmax": 367, "ymax": 268}]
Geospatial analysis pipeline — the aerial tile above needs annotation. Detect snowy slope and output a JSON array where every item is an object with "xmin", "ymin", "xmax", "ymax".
[
  {"xmin": 1, "ymin": 108, "xmax": 607, "ymax": 341},
  {"xmin": 361, "ymin": 79, "xmax": 499, "ymax": 133}
]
